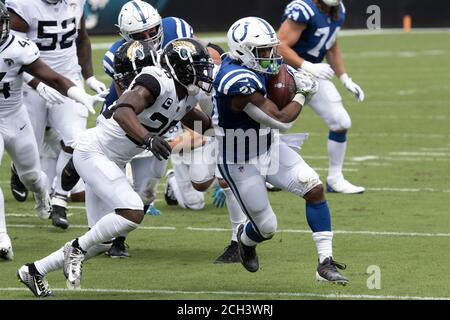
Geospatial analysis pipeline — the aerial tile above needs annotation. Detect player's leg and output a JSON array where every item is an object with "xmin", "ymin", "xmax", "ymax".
[
  {"xmin": 48, "ymin": 77, "xmax": 89, "ymax": 229},
  {"xmin": 60, "ymin": 149, "xmax": 143, "ymax": 288},
  {"xmin": 6, "ymin": 107, "xmax": 52, "ymax": 220},
  {"xmin": 10, "ymin": 88, "xmax": 47, "ymax": 202},
  {"xmin": 40, "ymin": 127, "xmax": 62, "ymax": 194},
  {"xmin": 170, "ymin": 154, "xmax": 205, "ymax": 210},
  {"xmin": 218, "ymin": 162, "xmax": 276, "ymax": 273},
  {"xmin": 267, "ymin": 141, "xmax": 348, "ymax": 284},
  {"xmin": 308, "ymin": 79, "xmax": 364, "ymax": 194},
  {"xmin": 0, "ymin": 135, "xmax": 13, "ymax": 261}
]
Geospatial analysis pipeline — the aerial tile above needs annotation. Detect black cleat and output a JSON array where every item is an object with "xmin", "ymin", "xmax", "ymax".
[
  {"xmin": 17, "ymin": 264, "xmax": 54, "ymax": 298},
  {"xmin": 10, "ymin": 164, "xmax": 28, "ymax": 202},
  {"xmin": 316, "ymin": 257, "xmax": 349, "ymax": 285},
  {"xmin": 164, "ymin": 170, "xmax": 178, "ymax": 206},
  {"xmin": 61, "ymin": 158, "xmax": 80, "ymax": 192},
  {"xmin": 237, "ymin": 224, "xmax": 259, "ymax": 272},
  {"xmin": 214, "ymin": 241, "xmax": 240, "ymax": 264},
  {"xmin": 51, "ymin": 204, "xmax": 69, "ymax": 230},
  {"xmin": 105, "ymin": 237, "xmax": 130, "ymax": 259}
]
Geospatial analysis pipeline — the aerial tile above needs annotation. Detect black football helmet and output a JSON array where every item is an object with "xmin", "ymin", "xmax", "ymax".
[
  {"xmin": 0, "ymin": 2, "xmax": 10, "ymax": 47},
  {"xmin": 113, "ymin": 39, "xmax": 157, "ymax": 90},
  {"xmin": 160, "ymin": 38, "xmax": 214, "ymax": 95}
]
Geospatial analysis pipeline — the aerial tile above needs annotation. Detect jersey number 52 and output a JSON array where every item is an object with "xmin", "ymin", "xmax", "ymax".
[{"xmin": 37, "ymin": 18, "xmax": 76, "ymax": 51}]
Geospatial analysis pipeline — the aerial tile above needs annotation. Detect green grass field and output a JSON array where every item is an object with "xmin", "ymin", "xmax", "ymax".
[{"xmin": 1, "ymin": 31, "xmax": 450, "ymax": 300}]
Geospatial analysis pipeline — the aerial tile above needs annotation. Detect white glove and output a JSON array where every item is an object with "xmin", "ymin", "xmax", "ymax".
[
  {"xmin": 292, "ymin": 68, "xmax": 319, "ymax": 98},
  {"xmin": 86, "ymin": 76, "xmax": 107, "ymax": 94},
  {"xmin": 301, "ymin": 61, "xmax": 334, "ymax": 80},
  {"xmin": 36, "ymin": 82, "xmax": 65, "ymax": 105},
  {"xmin": 67, "ymin": 86, "xmax": 106, "ymax": 114},
  {"xmin": 340, "ymin": 73, "xmax": 365, "ymax": 102}
]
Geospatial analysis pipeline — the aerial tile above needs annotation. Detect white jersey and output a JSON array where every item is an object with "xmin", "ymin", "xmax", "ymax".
[
  {"xmin": 76, "ymin": 66, "xmax": 197, "ymax": 165},
  {"xmin": 6, "ymin": 0, "xmax": 85, "ymax": 75},
  {"xmin": 0, "ymin": 34, "xmax": 39, "ymax": 115}
]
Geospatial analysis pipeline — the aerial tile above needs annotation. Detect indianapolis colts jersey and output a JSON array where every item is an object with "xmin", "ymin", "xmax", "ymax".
[
  {"xmin": 102, "ymin": 17, "xmax": 194, "ymax": 109},
  {"xmin": 213, "ymin": 56, "xmax": 272, "ymax": 162},
  {"xmin": 282, "ymin": 0, "xmax": 346, "ymax": 63},
  {"xmin": 0, "ymin": 35, "xmax": 40, "ymax": 114},
  {"xmin": 87, "ymin": 66, "xmax": 197, "ymax": 165},
  {"xmin": 6, "ymin": 0, "xmax": 85, "ymax": 75}
]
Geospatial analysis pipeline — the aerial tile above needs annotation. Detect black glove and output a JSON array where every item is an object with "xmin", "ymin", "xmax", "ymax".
[{"xmin": 143, "ymin": 133, "xmax": 172, "ymax": 160}]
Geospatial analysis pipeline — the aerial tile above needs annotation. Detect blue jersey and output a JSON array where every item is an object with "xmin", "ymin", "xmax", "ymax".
[
  {"xmin": 102, "ymin": 17, "xmax": 194, "ymax": 110},
  {"xmin": 282, "ymin": 0, "xmax": 346, "ymax": 63},
  {"xmin": 214, "ymin": 56, "xmax": 272, "ymax": 162}
]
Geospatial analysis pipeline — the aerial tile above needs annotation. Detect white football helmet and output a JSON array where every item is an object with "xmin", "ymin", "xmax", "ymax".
[
  {"xmin": 227, "ymin": 17, "xmax": 282, "ymax": 74},
  {"xmin": 322, "ymin": 0, "xmax": 340, "ymax": 6},
  {"xmin": 117, "ymin": 0, "xmax": 163, "ymax": 50}
]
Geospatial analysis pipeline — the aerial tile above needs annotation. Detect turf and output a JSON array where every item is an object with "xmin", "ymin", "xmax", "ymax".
[{"xmin": 1, "ymin": 31, "xmax": 450, "ymax": 300}]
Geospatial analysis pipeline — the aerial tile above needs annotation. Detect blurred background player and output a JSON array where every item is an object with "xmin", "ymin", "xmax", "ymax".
[
  {"xmin": 214, "ymin": 16, "xmax": 348, "ymax": 284},
  {"xmin": 17, "ymin": 39, "xmax": 214, "ymax": 296},
  {"xmin": 0, "ymin": 2, "xmax": 104, "ymax": 261},
  {"xmin": 277, "ymin": 0, "xmax": 365, "ymax": 194},
  {"xmin": 6, "ymin": 0, "xmax": 107, "ymax": 230}
]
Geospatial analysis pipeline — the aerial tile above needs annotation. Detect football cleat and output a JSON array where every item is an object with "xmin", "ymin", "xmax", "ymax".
[
  {"xmin": 61, "ymin": 158, "xmax": 80, "ymax": 192},
  {"xmin": 10, "ymin": 164, "xmax": 28, "ymax": 202},
  {"xmin": 237, "ymin": 224, "xmax": 259, "ymax": 272},
  {"xmin": 105, "ymin": 236, "xmax": 130, "ymax": 258},
  {"xmin": 316, "ymin": 257, "xmax": 349, "ymax": 285},
  {"xmin": 214, "ymin": 240, "xmax": 240, "ymax": 264},
  {"xmin": 63, "ymin": 240, "xmax": 85, "ymax": 290},
  {"xmin": 17, "ymin": 264, "xmax": 53, "ymax": 297},
  {"xmin": 0, "ymin": 233, "xmax": 13, "ymax": 261},
  {"xmin": 145, "ymin": 203, "xmax": 162, "ymax": 216},
  {"xmin": 266, "ymin": 182, "xmax": 282, "ymax": 192},
  {"xmin": 164, "ymin": 169, "xmax": 178, "ymax": 206},
  {"xmin": 51, "ymin": 195, "xmax": 69, "ymax": 229},
  {"xmin": 34, "ymin": 190, "xmax": 52, "ymax": 220},
  {"xmin": 326, "ymin": 177, "xmax": 365, "ymax": 194}
]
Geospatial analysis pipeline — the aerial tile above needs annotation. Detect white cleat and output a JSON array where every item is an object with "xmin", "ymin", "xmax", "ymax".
[
  {"xmin": 0, "ymin": 233, "xmax": 14, "ymax": 260},
  {"xmin": 63, "ymin": 240, "xmax": 85, "ymax": 290},
  {"xmin": 34, "ymin": 190, "xmax": 52, "ymax": 219},
  {"xmin": 326, "ymin": 177, "xmax": 365, "ymax": 194}
]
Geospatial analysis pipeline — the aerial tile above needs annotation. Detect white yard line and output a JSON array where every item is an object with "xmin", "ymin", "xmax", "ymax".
[
  {"xmin": 1, "ymin": 287, "xmax": 448, "ymax": 300},
  {"xmin": 6, "ymin": 224, "xmax": 450, "ymax": 238}
]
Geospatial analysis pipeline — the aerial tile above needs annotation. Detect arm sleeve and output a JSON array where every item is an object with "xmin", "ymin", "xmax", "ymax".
[{"xmin": 243, "ymin": 103, "xmax": 293, "ymax": 133}]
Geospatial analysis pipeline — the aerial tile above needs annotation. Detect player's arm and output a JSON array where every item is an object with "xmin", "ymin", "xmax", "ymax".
[
  {"xmin": 326, "ymin": 41, "xmax": 365, "ymax": 102},
  {"xmin": 76, "ymin": 16, "xmax": 106, "ymax": 94},
  {"xmin": 277, "ymin": 19, "xmax": 334, "ymax": 79},
  {"xmin": 277, "ymin": 20, "xmax": 307, "ymax": 69},
  {"xmin": 180, "ymin": 107, "xmax": 212, "ymax": 135},
  {"xmin": 113, "ymin": 83, "xmax": 171, "ymax": 160},
  {"xmin": 7, "ymin": 9, "xmax": 29, "ymax": 34},
  {"xmin": 22, "ymin": 58, "xmax": 104, "ymax": 113},
  {"xmin": 232, "ymin": 92, "xmax": 303, "ymax": 133}
]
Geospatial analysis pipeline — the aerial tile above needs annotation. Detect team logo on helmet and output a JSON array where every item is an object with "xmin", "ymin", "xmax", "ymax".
[
  {"xmin": 126, "ymin": 41, "xmax": 145, "ymax": 62},
  {"xmin": 171, "ymin": 40, "xmax": 196, "ymax": 61}
]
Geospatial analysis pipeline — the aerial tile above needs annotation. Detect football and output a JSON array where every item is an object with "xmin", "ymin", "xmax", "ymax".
[{"xmin": 267, "ymin": 64, "xmax": 297, "ymax": 109}]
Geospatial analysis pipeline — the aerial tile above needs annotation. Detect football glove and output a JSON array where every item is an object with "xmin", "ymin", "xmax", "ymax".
[
  {"xmin": 212, "ymin": 186, "xmax": 226, "ymax": 208},
  {"xmin": 67, "ymin": 86, "xmax": 106, "ymax": 114},
  {"xmin": 86, "ymin": 76, "xmax": 107, "ymax": 94},
  {"xmin": 301, "ymin": 61, "xmax": 334, "ymax": 80},
  {"xmin": 292, "ymin": 68, "xmax": 319, "ymax": 98},
  {"xmin": 144, "ymin": 134, "xmax": 172, "ymax": 160},
  {"xmin": 36, "ymin": 82, "xmax": 64, "ymax": 105},
  {"xmin": 340, "ymin": 73, "xmax": 365, "ymax": 102}
]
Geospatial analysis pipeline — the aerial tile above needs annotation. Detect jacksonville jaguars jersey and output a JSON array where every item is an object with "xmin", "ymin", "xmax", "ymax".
[
  {"xmin": 281, "ymin": 0, "xmax": 346, "ymax": 63},
  {"xmin": 0, "ymin": 35, "xmax": 40, "ymax": 115},
  {"xmin": 102, "ymin": 17, "xmax": 194, "ymax": 111},
  {"xmin": 90, "ymin": 66, "xmax": 197, "ymax": 165},
  {"xmin": 213, "ymin": 56, "xmax": 272, "ymax": 162},
  {"xmin": 6, "ymin": 0, "xmax": 85, "ymax": 75}
]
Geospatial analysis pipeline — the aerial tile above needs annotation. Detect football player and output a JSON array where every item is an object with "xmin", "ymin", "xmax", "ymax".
[
  {"xmin": 277, "ymin": 0, "xmax": 365, "ymax": 194},
  {"xmin": 17, "ymin": 38, "xmax": 215, "ymax": 296},
  {"xmin": 214, "ymin": 17, "xmax": 348, "ymax": 284},
  {"xmin": 0, "ymin": 2, "xmax": 103, "ymax": 261},
  {"xmin": 5, "ymin": 0, "xmax": 108, "ymax": 230}
]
